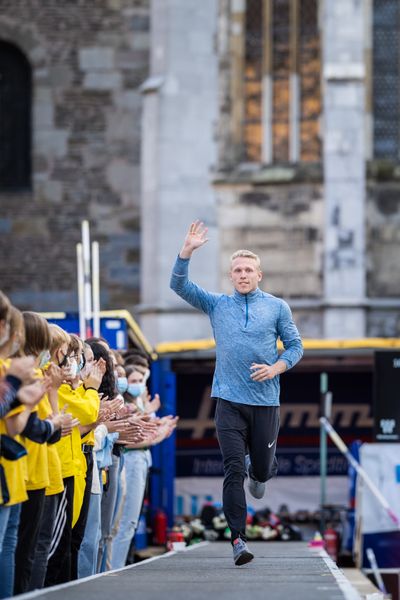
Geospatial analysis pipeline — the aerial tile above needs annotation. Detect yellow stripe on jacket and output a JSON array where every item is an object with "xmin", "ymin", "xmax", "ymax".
[{"xmin": 0, "ymin": 405, "xmax": 28, "ymax": 506}]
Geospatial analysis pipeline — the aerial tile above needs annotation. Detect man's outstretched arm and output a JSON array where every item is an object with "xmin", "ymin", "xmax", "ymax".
[{"xmin": 170, "ymin": 221, "xmax": 221, "ymax": 315}]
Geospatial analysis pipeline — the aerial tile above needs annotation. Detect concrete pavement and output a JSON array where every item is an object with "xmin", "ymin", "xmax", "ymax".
[{"xmin": 18, "ymin": 541, "xmax": 362, "ymax": 600}]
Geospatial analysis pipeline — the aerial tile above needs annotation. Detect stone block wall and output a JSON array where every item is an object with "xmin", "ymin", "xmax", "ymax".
[
  {"xmin": 215, "ymin": 175, "xmax": 324, "ymax": 338},
  {"xmin": 367, "ymin": 180, "xmax": 400, "ymax": 298},
  {"xmin": 366, "ymin": 175, "xmax": 400, "ymax": 337},
  {"xmin": 0, "ymin": 0, "xmax": 149, "ymax": 313},
  {"xmin": 216, "ymin": 179, "xmax": 324, "ymax": 298}
]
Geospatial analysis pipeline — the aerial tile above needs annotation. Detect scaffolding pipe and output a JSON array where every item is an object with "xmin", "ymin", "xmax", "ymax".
[
  {"xmin": 81, "ymin": 220, "xmax": 92, "ymax": 338},
  {"xmin": 76, "ymin": 243, "xmax": 85, "ymax": 339},
  {"xmin": 92, "ymin": 241, "xmax": 100, "ymax": 338}
]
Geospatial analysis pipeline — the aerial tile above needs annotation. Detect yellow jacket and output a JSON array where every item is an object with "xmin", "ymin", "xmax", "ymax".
[
  {"xmin": 0, "ymin": 406, "xmax": 28, "ymax": 506},
  {"xmin": 54, "ymin": 383, "xmax": 99, "ymax": 479}
]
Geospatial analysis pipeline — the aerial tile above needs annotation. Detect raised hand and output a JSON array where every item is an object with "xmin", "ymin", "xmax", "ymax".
[
  {"xmin": 96, "ymin": 357, "xmax": 107, "ymax": 377},
  {"xmin": 83, "ymin": 361, "xmax": 104, "ymax": 391},
  {"xmin": 179, "ymin": 221, "xmax": 209, "ymax": 259},
  {"xmin": 146, "ymin": 393, "xmax": 161, "ymax": 414}
]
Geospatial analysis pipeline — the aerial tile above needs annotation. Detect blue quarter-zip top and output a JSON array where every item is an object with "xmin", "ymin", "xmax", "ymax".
[{"xmin": 170, "ymin": 255, "xmax": 303, "ymax": 406}]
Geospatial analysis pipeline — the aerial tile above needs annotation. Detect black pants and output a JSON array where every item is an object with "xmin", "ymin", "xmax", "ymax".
[
  {"xmin": 214, "ymin": 398, "xmax": 280, "ymax": 542},
  {"xmin": 71, "ymin": 450, "xmax": 94, "ymax": 580},
  {"xmin": 45, "ymin": 476, "xmax": 75, "ymax": 586},
  {"xmin": 29, "ymin": 492, "xmax": 61, "ymax": 590},
  {"xmin": 14, "ymin": 488, "xmax": 46, "ymax": 594}
]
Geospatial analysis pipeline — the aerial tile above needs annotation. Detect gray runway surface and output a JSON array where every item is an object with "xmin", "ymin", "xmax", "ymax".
[{"xmin": 21, "ymin": 542, "xmax": 361, "ymax": 600}]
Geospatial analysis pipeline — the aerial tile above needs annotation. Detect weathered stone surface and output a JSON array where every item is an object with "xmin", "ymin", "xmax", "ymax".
[
  {"xmin": 0, "ymin": 0, "xmax": 149, "ymax": 314},
  {"xmin": 217, "ymin": 183, "xmax": 324, "ymax": 301},
  {"xmin": 79, "ymin": 47, "xmax": 115, "ymax": 71}
]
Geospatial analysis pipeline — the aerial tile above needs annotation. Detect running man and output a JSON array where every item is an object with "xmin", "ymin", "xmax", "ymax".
[{"xmin": 170, "ymin": 221, "xmax": 303, "ymax": 565}]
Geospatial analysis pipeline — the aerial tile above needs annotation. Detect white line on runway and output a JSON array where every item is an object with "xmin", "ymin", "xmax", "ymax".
[{"xmin": 318, "ymin": 549, "xmax": 363, "ymax": 600}]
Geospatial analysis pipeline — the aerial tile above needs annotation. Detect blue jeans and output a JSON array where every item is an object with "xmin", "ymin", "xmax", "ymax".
[
  {"xmin": 0, "ymin": 505, "xmax": 10, "ymax": 554},
  {"xmin": 97, "ymin": 453, "xmax": 122, "ymax": 572},
  {"xmin": 0, "ymin": 503, "xmax": 21, "ymax": 599},
  {"xmin": 110, "ymin": 450, "xmax": 151, "ymax": 569},
  {"xmin": 78, "ymin": 489, "xmax": 101, "ymax": 578}
]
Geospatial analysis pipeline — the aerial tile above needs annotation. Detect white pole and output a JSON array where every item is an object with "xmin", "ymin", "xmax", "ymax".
[
  {"xmin": 320, "ymin": 417, "xmax": 400, "ymax": 529},
  {"xmin": 76, "ymin": 243, "xmax": 85, "ymax": 339},
  {"xmin": 92, "ymin": 241, "xmax": 100, "ymax": 337},
  {"xmin": 81, "ymin": 220, "xmax": 92, "ymax": 337}
]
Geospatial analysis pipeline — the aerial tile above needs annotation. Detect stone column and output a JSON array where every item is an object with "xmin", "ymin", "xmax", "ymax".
[
  {"xmin": 323, "ymin": 0, "xmax": 367, "ymax": 338},
  {"xmin": 140, "ymin": 0, "xmax": 219, "ymax": 344}
]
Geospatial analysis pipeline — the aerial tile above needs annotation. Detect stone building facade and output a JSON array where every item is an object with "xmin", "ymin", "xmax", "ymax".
[
  {"xmin": 141, "ymin": 0, "xmax": 400, "ymax": 343},
  {"xmin": 0, "ymin": 0, "xmax": 150, "ymax": 312},
  {"xmin": 1, "ymin": 0, "xmax": 400, "ymax": 343}
]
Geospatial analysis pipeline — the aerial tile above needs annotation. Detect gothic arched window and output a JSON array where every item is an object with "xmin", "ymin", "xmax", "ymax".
[
  {"xmin": 0, "ymin": 41, "xmax": 32, "ymax": 190},
  {"xmin": 243, "ymin": 0, "xmax": 321, "ymax": 164}
]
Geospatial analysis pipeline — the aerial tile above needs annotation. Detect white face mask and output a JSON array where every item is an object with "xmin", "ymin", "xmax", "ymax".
[
  {"xmin": 64, "ymin": 358, "xmax": 78, "ymax": 379},
  {"xmin": 10, "ymin": 339, "xmax": 20, "ymax": 356},
  {"xmin": 0, "ymin": 321, "xmax": 10, "ymax": 347},
  {"xmin": 39, "ymin": 350, "xmax": 51, "ymax": 368}
]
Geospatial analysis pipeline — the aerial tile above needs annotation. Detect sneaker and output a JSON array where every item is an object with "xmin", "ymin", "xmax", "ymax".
[
  {"xmin": 245, "ymin": 454, "xmax": 266, "ymax": 499},
  {"xmin": 232, "ymin": 537, "xmax": 254, "ymax": 566}
]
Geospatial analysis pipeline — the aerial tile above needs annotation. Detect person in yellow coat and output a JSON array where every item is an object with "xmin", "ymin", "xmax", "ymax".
[
  {"xmin": 29, "ymin": 324, "xmax": 76, "ymax": 591},
  {"xmin": 45, "ymin": 336, "xmax": 103, "ymax": 586},
  {"xmin": 69, "ymin": 335, "xmax": 105, "ymax": 580},
  {"xmin": 0, "ymin": 305, "xmax": 64, "ymax": 598},
  {"xmin": 13, "ymin": 312, "xmax": 69, "ymax": 596},
  {"xmin": 0, "ymin": 299, "xmax": 38, "ymax": 599}
]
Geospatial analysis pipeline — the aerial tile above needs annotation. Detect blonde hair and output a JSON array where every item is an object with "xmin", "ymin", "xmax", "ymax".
[
  {"xmin": 49, "ymin": 324, "xmax": 70, "ymax": 356},
  {"xmin": 230, "ymin": 249, "xmax": 261, "ymax": 270}
]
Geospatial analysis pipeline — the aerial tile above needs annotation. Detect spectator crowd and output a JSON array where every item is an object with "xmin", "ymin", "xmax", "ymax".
[{"xmin": 0, "ymin": 290, "xmax": 178, "ymax": 597}]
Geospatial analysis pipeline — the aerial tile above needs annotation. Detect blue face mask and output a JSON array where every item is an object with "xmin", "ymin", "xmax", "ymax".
[
  {"xmin": 77, "ymin": 356, "xmax": 85, "ymax": 373},
  {"xmin": 117, "ymin": 377, "xmax": 128, "ymax": 394},
  {"xmin": 127, "ymin": 383, "xmax": 146, "ymax": 397},
  {"xmin": 39, "ymin": 350, "xmax": 51, "ymax": 368}
]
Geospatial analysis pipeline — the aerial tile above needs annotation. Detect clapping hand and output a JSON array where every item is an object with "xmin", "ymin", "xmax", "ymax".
[
  {"xmin": 83, "ymin": 359, "xmax": 105, "ymax": 391},
  {"xmin": 48, "ymin": 407, "xmax": 79, "ymax": 436},
  {"xmin": 17, "ymin": 379, "xmax": 48, "ymax": 408},
  {"xmin": 8, "ymin": 356, "xmax": 36, "ymax": 385},
  {"xmin": 44, "ymin": 363, "xmax": 64, "ymax": 390}
]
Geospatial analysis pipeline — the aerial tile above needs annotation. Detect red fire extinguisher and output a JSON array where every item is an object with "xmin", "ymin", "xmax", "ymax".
[
  {"xmin": 324, "ymin": 527, "xmax": 339, "ymax": 562},
  {"xmin": 154, "ymin": 509, "xmax": 168, "ymax": 545}
]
